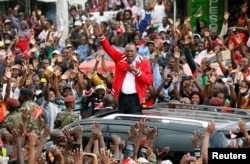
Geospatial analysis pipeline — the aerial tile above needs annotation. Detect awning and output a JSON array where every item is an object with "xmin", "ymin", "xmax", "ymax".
[{"xmin": 36, "ymin": 0, "xmax": 56, "ymax": 2}]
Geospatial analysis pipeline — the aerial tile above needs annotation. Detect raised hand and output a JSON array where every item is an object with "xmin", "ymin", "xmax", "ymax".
[
  {"xmin": 28, "ymin": 131, "xmax": 38, "ymax": 146},
  {"xmin": 4, "ymin": 68, "xmax": 12, "ymax": 79},
  {"xmin": 206, "ymin": 120, "xmax": 216, "ymax": 135},
  {"xmin": 147, "ymin": 127, "xmax": 157, "ymax": 140},
  {"xmin": 91, "ymin": 122, "xmax": 102, "ymax": 140},
  {"xmin": 191, "ymin": 130, "xmax": 204, "ymax": 148},
  {"xmin": 93, "ymin": 23, "xmax": 103, "ymax": 37},
  {"xmin": 243, "ymin": 137, "xmax": 250, "ymax": 148},
  {"xmin": 71, "ymin": 148, "xmax": 83, "ymax": 164},
  {"xmin": 209, "ymin": 73, "xmax": 217, "ymax": 84},
  {"xmin": 174, "ymin": 47, "xmax": 180, "ymax": 59},
  {"xmin": 184, "ymin": 35, "xmax": 192, "ymax": 45},
  {"xmin": 168, "ymin": 18, "xmax": 173, "ymax": 26},
  {"xmin": 227, "ymin": 79, "xmax": 234, "ymax": 87},
  {"xmin": 180, "ymin": 153, "xmax": 197, "ymax": 164},
  {"xmin": 224, "ymin": 11, "xmax": 230, "ymax": 20},
  {"xmin": 156, "ymin": 147, "xmax": 170, "ymax": 160},
  {"xmin": 184, "ymin": 17, "xmax": 191, "ymax": 24},
  {"xmin": 14, "ymin": 5, "xmax": 20, "ymax": 11},
  {"xmin": 175, "ymin": 18, "xmax": 181, "ymax": 27},
  {"xmin": 74, "ymin": 124, "xmax": 83, "ymax": 141},
  {"xmin": 128, "ymin": 126, "xmax": 140, "ymax": 144},
  {"xmin": 98, "ymin": 148, "xmax": 111, "ymax": 164},
  {"xmin": 135, "ymin": 122, "xmax": 148, "ymax": 135},
  {"xmin": 37, "ymin": 9, "xmax": 42, "ymax": 16},
  {"xmin": 238, "ymin": 120, "xmax": 249, "ymax": 137},
  {"xmin": 228, "ymin": 41, "xmax": 234, "ymax": 51},
  {"xmin": 41, "ymin": 124, "xmax": 50, "ymax": 139}
]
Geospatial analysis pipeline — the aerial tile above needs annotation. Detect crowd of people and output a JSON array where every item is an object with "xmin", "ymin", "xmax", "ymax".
[{"xmin": 0, "ymin": 0, "xmax": 249, "ymax": 163}]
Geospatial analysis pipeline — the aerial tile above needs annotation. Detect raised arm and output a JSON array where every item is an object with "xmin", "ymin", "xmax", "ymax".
[
  {"xmin": 174, "ymin": 47, "xmax": 180, "ymax": 73},
  {"xmin": 228, "ymin": 42, "xmax": 238, "ymax": 70},
  {"xmin": 3, "ymin": 68, "xmax": 11, "ymax": 101},
  {"xmin": 153, "ymin": 47, "xmax": 162, "ymax": 89},
  {"xmin": 44, "ymin": 75, "xmax": 50, "ymax": 101},
  {"xmin": 54, "ymin": 70, "xmax": 61, "ymax": 99},
  {"xmin": 215, "ymin": 49, "xmax": 227, "ymax": 75},
  {"xmin": 227, "ymin": 80, "xmax": 236, "ymax": 108},
  {"xmin": 9, "ymin": 6, "xmax": 21, "ymax": 31},
  {"xmin": 219, "ymin": 12, "xmax": 229, "ymax": 38},
  {"xmin": 100, "ymin": 48, "xmax": 108, "ymax": 72},
  {"xmin": 184, "ymin": 45, "xmax": 198, "ymax": 75},
  {"xmin": 202, "ymin": 121, "xmax": 216, "ymax": 164},
  {"xmin": 93, "ymin": 24, "xmax": 123, "ymax": 63},
  {"xmin": 122, "ymin": 0, "xmax": 129, "ymax": 8}
]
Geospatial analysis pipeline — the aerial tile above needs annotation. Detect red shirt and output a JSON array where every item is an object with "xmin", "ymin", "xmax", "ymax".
[{"xmin": 15, "ymin": 37, "xmax": 30, "ymax": 52}]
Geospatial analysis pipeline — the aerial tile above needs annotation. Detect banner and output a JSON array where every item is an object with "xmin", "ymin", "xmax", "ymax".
[{"xmin": 190, "ymin": 0, "xmax": 224, "ymax": 32}]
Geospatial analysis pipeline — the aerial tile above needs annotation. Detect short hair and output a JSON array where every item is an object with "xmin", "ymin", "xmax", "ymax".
[
  {"xmin": 101, "ymin": 21, "xmax": 108, "ymax": 27},
  {"xmin": 43, "ymin": 58, "xmax": 51, "ymax": 65},
  {"xmin": 124, "ymin": 9, "xmax": 132, "ymax": 16},
  {"xmin": 197, "ymin": 41, "xmax": 205, "ymax": 46}
]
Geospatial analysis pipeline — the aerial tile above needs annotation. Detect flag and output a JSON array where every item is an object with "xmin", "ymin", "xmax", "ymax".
[{"xmin": 34, "ymin": 106, "xmax": 43, "ymax": 120}]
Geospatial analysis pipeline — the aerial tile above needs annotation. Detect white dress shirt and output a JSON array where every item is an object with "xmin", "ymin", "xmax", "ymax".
[
  {"xmin": 121, "ymin": 56, "xmax": 141, "ymax": 94},
  {"xmin": 121, "ymin": 71, "xmax": 136, "ymax": 94}
]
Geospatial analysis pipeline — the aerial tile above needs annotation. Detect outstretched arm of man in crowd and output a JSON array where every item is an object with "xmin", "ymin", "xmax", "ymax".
[
  {"xmin": 3, "ymin": 68, "xmax": 11, "ymax": 101},
  {"xmin": 54, "ymin": 70, "xmax": 61, "ymax": 99}
]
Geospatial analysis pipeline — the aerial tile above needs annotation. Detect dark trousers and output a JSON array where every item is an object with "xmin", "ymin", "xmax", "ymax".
[{"xmin": 118, "ymin": 93, "xmax": 142, "ymax": 114}]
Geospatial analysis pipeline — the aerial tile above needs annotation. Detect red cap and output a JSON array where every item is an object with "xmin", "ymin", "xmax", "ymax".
[
  {"xmin": 64, "ymin": 96, "xmax": 76, "ymax": 103},
  {"xmin": 6, "ymin": 98, "xmax": 20, "ymax": 108},
  {"xmin": 116, "ymin": 28, "xmax": 123, "ymax": 34}
]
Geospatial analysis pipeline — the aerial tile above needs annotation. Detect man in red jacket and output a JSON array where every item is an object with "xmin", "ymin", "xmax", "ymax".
[{"xmin": 93, "ymin": 24, "xmax": 153, "ymax": 114}]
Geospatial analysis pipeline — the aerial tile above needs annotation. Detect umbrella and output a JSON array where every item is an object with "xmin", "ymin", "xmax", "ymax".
[
  {"xmin": 79, "ymin": 58, "xmax": 115, "ymax": 73},
  {"xmin": 79, "ymin": 45, "xmax": 123, "ymax": 73}
]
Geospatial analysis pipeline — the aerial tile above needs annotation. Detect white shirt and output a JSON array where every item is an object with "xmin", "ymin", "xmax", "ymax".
[
  {"xmin": 92, "ymin": 14, "xmax": 111, "ymax": 24},
  {"xmin": 121, "ymin": 56, "xmax": 141, "ymax": 94},
  {"xmin": 153, "ymin": 3, "xmax": 167, "ymax": 24},
  {"xmin": 121, "ymin": 71, "xmax": 136, "ymax": 94},
  {"xmin": 2, "ymin": 83, "xmax": 20, "ymax": 99}
]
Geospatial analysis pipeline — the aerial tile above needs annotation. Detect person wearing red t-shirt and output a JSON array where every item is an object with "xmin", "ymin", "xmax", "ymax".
[
  {"xmin": 15, "ymin": 32, "xmax": 34, "ymax": 53},
  {"xmin": 142, "ymin": 86, "xmax": 155, "ymax": 109}
]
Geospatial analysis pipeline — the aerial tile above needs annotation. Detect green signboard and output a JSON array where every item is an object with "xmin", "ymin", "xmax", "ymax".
[{"xmin": 190, "ymin": 0, "xmax": 224, "ymax": 33}]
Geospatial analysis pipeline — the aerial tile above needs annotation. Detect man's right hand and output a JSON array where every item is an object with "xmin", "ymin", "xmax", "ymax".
[{"xmin": 93, "ymin": 24, "xmax": 103, "ymax": 37}]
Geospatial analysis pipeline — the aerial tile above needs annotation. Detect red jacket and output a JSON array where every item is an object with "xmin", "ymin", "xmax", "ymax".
[{"xmin": 99, "ymin": 36, "xmax": 153, "ymax": 104}]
